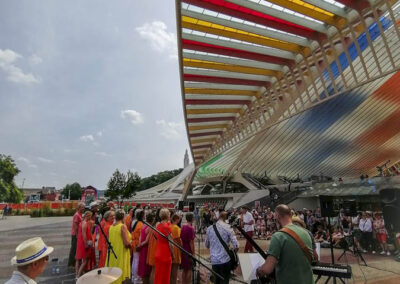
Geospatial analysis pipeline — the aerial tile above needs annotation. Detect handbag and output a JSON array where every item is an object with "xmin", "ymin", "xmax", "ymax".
[{"xmin": 212, "ymin": 224, "xmax": 239, "ymax": 271}]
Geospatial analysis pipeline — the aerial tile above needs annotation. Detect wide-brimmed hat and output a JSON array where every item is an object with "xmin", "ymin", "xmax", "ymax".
[
  {"xmin": 292, "ymin": 217, "xmax": 306, "ymax": 229},
  {"xmin": 11, "ymin": 237, "xmax": 53, "ymax": 266},
  {"xmin": 90, "ymin": 201, "xmax": 99, "ymax": 208}
]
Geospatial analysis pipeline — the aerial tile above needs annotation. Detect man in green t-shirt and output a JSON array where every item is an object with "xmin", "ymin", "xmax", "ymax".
[{"xmin": 256, "ymin": 204, "xmax": 315, "ymax": 284}]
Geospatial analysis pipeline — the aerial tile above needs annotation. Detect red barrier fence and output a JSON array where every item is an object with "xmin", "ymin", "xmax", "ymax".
[{"xmin": 0, "ymin": 201, "xmax": 175, "ymax": 211}]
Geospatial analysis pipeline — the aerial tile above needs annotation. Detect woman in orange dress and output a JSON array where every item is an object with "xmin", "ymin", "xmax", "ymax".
[
  {"xmin": 154, "ymin": 208, "xmax": 174, "ymax": 284},
  {"xmin": 98, "ymin": 211, "xmax": 115, "ymax": 267},
  {"xmin": 170, "ymin": 214, "xmax": 182, "ymax": 284},
  {"xmin": 147, "ymin": 208, "xmax": 161, "ymax": 283}
]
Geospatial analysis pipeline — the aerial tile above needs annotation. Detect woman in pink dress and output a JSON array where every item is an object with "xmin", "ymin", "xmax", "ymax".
[
  {"xmin": 181, "ymin": 212, "xmax": 195, "ymax": 284},
  {"xmin": 138, "ymin": 213, "xmax": 154, "ymax": 284}
]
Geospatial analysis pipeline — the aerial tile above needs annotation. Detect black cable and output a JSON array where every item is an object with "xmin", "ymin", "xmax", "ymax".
[{"xmin": 365, "ymin": 264, "xmax": 400, "ymax": 276}]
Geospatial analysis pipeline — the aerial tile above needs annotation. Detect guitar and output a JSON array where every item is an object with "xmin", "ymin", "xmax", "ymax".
[{"xmin": 232, "ymin": 219, "xmax": 276, "ymax": 284}]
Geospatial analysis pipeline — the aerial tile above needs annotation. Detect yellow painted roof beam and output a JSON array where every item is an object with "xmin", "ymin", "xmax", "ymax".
[
  {"xmin": 185, "ymin": 88, "xmax": 258, "ymax": 96},
  {"xmin": 192, "ymin": 149, "xmax": 208, "ymax": 155},
  {"xmin": 182, "ymin": 16, "xmax": 308, "ymax": 55},
  {"xmin": 183, "ymin": 58, "xmax": 281, "ymax": 78},
  {"xmin": 187, "ymin": 108, "xmax": 241, "ymax": 114},
  {"xmin": 189, "ymin": 124, "xmax": 228, "ymax": 131},
  {"xmin": 190, "ymin": 138, "xmax": 216, "ymax": 144},
  {"xmin": 268, "ymin": 0, "xmax": 346, "ymax": 28}
]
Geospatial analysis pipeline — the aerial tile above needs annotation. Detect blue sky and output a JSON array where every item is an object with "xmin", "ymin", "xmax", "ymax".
[{"xmin": 0, "ymin": 0, "xmax": 189, "ymax": 189}]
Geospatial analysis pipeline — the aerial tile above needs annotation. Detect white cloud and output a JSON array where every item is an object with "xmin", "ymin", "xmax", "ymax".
[
  {"xmin": 0, "ymin": 49, "xmax": 21, "ymax": 63},
  {"xmin": 29, "ymin": 54, "xmax": 43, "ymax": 65},
  {"xmin": 97, "ymin": 130, "xmax": 103, "ymax": 137},
  {"xmin": 38, "ymin": 157, "xmax": 54, "ymax": 163},
  {"xmin": 95, "ymin": 151, "xmax": 112, "ymax": 157},
  {"xmin": 79, "ymin": 134, "xmax": 95, "ymax": 142},
  {"xmin": 0, "ymin": 49, "xmax": 41, "ymax": 84},
  {"xmin": 17, "ymin": 157, "xmax": 38, "ymax": 169},
  {"xmin": 136, "ymin": 21, "xmax": 177, "ymax": 59},
  {"xmin": 63, "ymin": 159, "xmax": 77, "ymax": 164},
  {"xmin": 156, "ymin": 120, "xmax": 185, "ymax": 140},
  {"xmin": 121, "ymin": 110, "xmax": 144, "ymax": 125}
]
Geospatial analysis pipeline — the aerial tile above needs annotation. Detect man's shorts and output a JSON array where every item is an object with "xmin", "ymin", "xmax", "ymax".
[{"xmin": 376, "ymin": 233, "xmax": 387, "ymax": 243}]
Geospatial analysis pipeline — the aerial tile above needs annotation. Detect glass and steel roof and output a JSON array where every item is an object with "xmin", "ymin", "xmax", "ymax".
[{"xmin": 176, "ymin": 0, "xmax": 400, "ymax": 180}]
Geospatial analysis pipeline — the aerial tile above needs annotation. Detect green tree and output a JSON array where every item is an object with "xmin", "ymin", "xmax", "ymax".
[
  {"xmin": 0, "ymin": 154, "xmax": 23, "ymax": 203},
  {"xmin": 124, "ymin": 170, "xmax": 141, "ymax": 199},
  {"xmin": 61, "ymin": 182, "xmax": 82, "ymax": 200},
  {"xmin": 105, "ymin": 169, "xmax": 126, "ymax": 203},
  {"xmin": 138, "ymin": 168, "xmax": 183, "ymax": 191}
]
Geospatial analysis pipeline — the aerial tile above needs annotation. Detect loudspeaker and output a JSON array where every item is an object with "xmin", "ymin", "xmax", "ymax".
[
  {"xmin": 189, "ymin": 202, "xmax": 195, "ymax": 212},
  {"xmin": 343, "ymin": 200, "xmax": 357, "ymax": 216},
  {"xmin": 380, "ymin": 188, "xmax": 400, "ymax": 231},
  {"xmin": 320, "ymin": 195, "xmax": 335, "ymax": 217},
  {"xmin": 178, "ymin": 201, "xmax": 184, "ymax": 211}
]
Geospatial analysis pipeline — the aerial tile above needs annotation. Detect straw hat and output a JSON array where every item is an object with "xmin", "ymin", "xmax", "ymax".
[
  {"xmin": 11, "ymin": 237, "xmax": 53, "ymax": 266},
  {"xmin": 292, "ymin": 216, "xmax": 306, "ymax": 229}
]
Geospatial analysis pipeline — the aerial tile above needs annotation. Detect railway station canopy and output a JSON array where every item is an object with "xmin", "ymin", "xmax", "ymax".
[{"xmin": 176, "ymin": 0, "xmax": 400, "ymax": 181}]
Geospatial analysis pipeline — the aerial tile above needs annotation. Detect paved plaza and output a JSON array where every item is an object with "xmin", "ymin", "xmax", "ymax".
[{"xmin": 1, "ymin": 216, "xmax": 400, "ymax": 283}]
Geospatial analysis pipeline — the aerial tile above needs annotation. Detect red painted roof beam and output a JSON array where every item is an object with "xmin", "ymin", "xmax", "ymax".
[
  {"xmin": 182, "ymin": 39, "xmax": 292, "ymax": 66},
  {"xmin": 192, "ymin": 144, "xmax": 213, "ymax": 149},
  {"xmin": 335, "ymin": 0, "xmax": 371, "ymax": 12},
  {"xmin": 182, "ymin": 0, "xmax": 325, "ymax": 42},
  {"xmin": 184, "ymin": 74, "xmax": 269, "ymax": 86}
]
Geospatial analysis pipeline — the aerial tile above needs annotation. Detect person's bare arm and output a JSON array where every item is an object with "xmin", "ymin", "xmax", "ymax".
[
  {"xmin": 73, "ymin": 220, "xmax": 79, "ymax": 236},
  {"xmin": 140, "ymin": 229, "xmax": 151, "ymax": 246},
  {"xmin": 121, "ymin": 224, "xmax": 131, "ymax": 248},
  {"xmin": 256, "ymin": 256, "xmax": 277, "ymax": 277},
  {"xmin": 168, "ymin": 234, "xmax": 175, "ymax": 261},
  {"xmin": 190, "ymin": 239, "xmax": 195, "ymax": 255},
  {"xmin": 82, "ymin": 221, "xmax": 88, "ymax": 246}
]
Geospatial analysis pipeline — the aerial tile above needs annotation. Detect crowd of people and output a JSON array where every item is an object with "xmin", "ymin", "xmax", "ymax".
[
  {"xmin": 228, "ymin": 205, "xmax": 399, "ymax": 259},
  {"xmin": 195, "ymin": 203, "xmax": 400, "ymax": 259},
  {"xmin": 67, "ymin": 202, "xmax": 197, "ymax": 284},
  {"xmin": 5, "ymin": 199, "xmax": 400, "ymax": 284}
]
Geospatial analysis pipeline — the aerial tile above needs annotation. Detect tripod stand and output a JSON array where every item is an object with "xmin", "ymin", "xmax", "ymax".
[
  {"xmin": 337, "ymin": 234, "xmax": 367, "ymax": 266},
  {"xmin": 95, "ymin": 219, "xmax": 117, "ymax": 266},
  {"xmin": 142, "ymin": 220, "xmax": 224, "ymax": 284}
]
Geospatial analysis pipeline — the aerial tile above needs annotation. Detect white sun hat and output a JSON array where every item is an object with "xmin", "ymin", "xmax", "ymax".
[
  {"xmin": 11, "ymin": 237, "xmax": 54, "ymax": 266},
  {"xmin": 90, "ymin": 201, "xmax": 99, "ymax": 208}
]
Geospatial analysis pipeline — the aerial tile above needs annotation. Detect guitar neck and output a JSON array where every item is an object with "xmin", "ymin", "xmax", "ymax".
[{"xmin": 233, "ymin": 224, "xmax": 268, "ymax": 259}]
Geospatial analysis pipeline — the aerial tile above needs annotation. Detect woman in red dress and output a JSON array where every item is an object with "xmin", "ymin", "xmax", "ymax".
[
  {"xmin": 75, "ymin": 211, "xmax": 93, "ymax": 277},
  {"xmin": 86, "ymin": 217, "xmax": 97, "ymax": 271},
  {"xmin": 154, "ymin": 208, "xmax": 174, "ymax": 284}
]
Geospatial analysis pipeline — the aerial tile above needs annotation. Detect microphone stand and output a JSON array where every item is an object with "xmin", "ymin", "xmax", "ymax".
[
  {"xmin": 95, "ymin": 220, "xmax": 117, "ymax": 266},
  {"xmin": 142, "ymin": 220, "xmax": 224, "ymax": 284}
]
